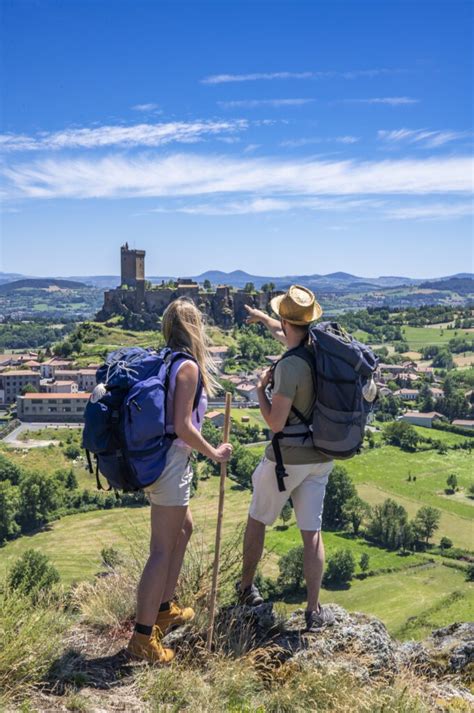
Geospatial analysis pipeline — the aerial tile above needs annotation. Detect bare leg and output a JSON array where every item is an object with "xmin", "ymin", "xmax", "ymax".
[
  {"xmin": 241, "ymin": 515, "xmax": 266, "ymax": 590},
  {"xmin": 162, "ymin": 508, "xmax": 193, "ymax": 602},
  {"xmin": 135, "ymin": 504, "xmax": 187, "ymax": 627},
  {"xmin": 300, "ymin": 529, "xmax": 325, "ymax": 611}
]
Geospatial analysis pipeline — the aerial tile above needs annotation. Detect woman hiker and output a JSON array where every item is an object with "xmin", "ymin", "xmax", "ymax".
[{"xmin": 127, "ymin": 298, "xmax": 233, "ymax": 663}]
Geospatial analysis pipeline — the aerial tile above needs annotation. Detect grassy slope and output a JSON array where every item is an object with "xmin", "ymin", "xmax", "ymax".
[{"xmin": 1, "ymin": 475, "xmax": 472, "ymax": 639}]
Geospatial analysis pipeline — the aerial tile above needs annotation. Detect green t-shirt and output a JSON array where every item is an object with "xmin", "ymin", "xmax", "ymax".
[{"xmin": 265, "ymin": 349, "xmax": 332, "ymax": 465}]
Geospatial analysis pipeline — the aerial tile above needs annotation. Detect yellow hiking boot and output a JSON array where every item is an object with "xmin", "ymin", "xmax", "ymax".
[
  {"xmin": 155, "ymin": 601, "xmax": 195, "ymax": 635},
  {"xmin": 127, "ymin": 629, "xmax": 175, "ymax": 664}
]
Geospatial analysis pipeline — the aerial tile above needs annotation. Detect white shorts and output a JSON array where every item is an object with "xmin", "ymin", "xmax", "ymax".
[
  {"xmin": 249, "ymin": 457, "xmax": 334, "ymax": 531},
  {"xmin": 144, "ymin": 442, "xmax": 193, "ymax": 507}
]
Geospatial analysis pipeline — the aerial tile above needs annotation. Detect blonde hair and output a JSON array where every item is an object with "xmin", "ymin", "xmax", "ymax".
[{"xmin": 162, "ymin": 298, "xmax": 219, "ymax": 397}]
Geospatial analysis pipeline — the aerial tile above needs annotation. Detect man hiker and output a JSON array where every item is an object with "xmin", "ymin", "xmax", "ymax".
[{"xmin": 236, "ymin": 285, "xmax": 335, "ymax": 630}]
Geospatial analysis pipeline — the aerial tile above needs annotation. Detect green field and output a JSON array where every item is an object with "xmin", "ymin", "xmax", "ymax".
[{"xmin": 400, "ymin": 325, "xmax": 474, "ymax": 349}]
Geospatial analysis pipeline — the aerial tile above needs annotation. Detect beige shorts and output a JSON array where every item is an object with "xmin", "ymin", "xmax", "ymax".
[
  {"xmin": 144, "ymin": 442, "xmax": 193, "ymax": 507},
  {"xmin": 249, "ymin": 457, "xmax": 334, "ymax": 531}
]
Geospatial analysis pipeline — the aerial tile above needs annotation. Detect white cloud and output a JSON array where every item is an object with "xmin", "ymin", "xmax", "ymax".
[
  {"xmin": 378, "ymin": 128, "xmax": 473, "ymax": 148},
  {"xmin": 218, "ymin": 98, "xmax": 314, "ymax": 109},
  {"xmin": 341, "ymin": 97, "xmax": 419, "ymax": 106},
  {"xmin": 281, "ymin": 135, "xmax": 359, "ymax": 148},
  {"xmin": 0, "ymin": 120, "xmax": 248, "ymax": 152},
  {"xmin": 132, "ymin": 103, "xmax": 161, "ymax": 112},
  {"xmin": 387, "ymin": 202, "xmax": 473, "ymax": 220},
  {"xmin": 3, "ymin": 153, "xmax": 472, "ymax": 200},
  {"xmin": 202, "ymin": 69, "xmax": 399, "ymax": 84}
]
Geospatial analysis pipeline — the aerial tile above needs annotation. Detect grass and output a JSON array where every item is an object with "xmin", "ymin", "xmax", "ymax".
[
  {"xmin": 400, "ymin": 325, "xmax": 474, "ymax": 349},
  {"xmin": 344, "ymin": 444, "xmax": 473, "ymax": 523}
]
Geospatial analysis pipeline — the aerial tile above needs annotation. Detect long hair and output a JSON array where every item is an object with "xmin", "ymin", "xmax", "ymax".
[{"xmin": 162, "ymin": 298, "xmax": 219, "ymax": 397}]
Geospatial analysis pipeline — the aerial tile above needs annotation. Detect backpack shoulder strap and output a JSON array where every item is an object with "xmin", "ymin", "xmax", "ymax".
[{"xmin": 166, "ymin": 350, "xmax": 203, "ymax": 412}]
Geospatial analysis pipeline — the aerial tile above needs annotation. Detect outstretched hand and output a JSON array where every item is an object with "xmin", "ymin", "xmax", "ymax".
[{"xmin": 244, "ymin": 304, "xmax": 267, "ymax": 325}]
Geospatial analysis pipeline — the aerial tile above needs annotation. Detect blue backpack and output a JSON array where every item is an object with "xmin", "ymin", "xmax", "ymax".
[
  {"xmin": 82, "ymin": 346, "xmax": 202, "ymax": 492},
  {"xmin": 272, "ymin": 322, "xmax": 379, "ymax": 491}
]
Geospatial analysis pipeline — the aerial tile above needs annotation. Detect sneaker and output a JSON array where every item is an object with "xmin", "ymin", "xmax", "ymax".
[
  {"xmin": 305, "ymin": 605, "xmax": 335, "ymax": 631},
  {"xmin": 127, "ymin": 629, "xmax": 175, "ymax": 664},
  {"xmin": 155, "ymin": 601, "xmax": 195, "ymax": 635},
  {"xmin": 235, "ymin": 581, "xmax": 264, "ymax": 607}
]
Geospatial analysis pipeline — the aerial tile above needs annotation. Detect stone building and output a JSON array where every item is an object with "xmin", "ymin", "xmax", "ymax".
[{"xmin": 97, "ymin": 244, "xmax": 276, "ymax": 328}]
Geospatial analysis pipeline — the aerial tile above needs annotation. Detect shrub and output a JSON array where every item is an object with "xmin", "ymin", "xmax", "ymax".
[
  {"xmin": 7, "ymin": 549, "xmax": 60, "ymax": 597},
  {"xmin": 277, "ymin": 546, "xmax": 305, "ymax": 592},
  {"xmin": 279, "ymin": 501, "xmax": 292, "ymax": 528},
  {"xmin": 439, "ymin": 536, "xmax": 453, "ymax": 550},
  {"xmin": 466, "ymin": 564, "xmax": 474, "ymax": 582},
  {"xmin": 100, "ymin": 546, "xmax": 123, "ymax": 569},
  {"xmin": 323, "ymin": 549, "xmax": 355, "ymax": 586},
  {"xmin": 359, "ymin": 552, "xmax": 370, "ymax": 573},
  {"xmin": 64, "ymin": 444, "xmax": 81, "ymax": 460}
]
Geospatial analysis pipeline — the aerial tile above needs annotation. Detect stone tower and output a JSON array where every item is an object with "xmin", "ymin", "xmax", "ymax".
[{"xmin": 120, "ymin": 243, "xmax": 146, "ymax": 288}]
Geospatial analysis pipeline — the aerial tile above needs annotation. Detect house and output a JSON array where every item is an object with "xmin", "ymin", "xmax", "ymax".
[
  {"xmin": 393, "ymin": 388, "xmax": 419, "ymax": 401},
  {"xmin": 16, "ymin": 392, "xmax": 90, "ymax": 422},
  {"xmin": 40, "ymin": 358, "xmax": 74, "ymax": 378},
  {"xmin": 452, "ymin": 419, "xmax": 474, "ymax": 430},
  {"xmin": 401, "ymin": 411, "xmax": 445, "ymax": 428},
  {"xmin": 0, "ymin": 370, "xmax": 42, "ymax": 404},
  {"xmin": 429, "ymin": 387, "xmax": 444, "ymax": 399},
  {"xmin": 204, "ymin": 410, "xmax": 226, "ymax": 428},
  {"xmin": 235, "ymin": 381, "xmax": 259, "ymax": 402},
  {"xmin": 78, "ymin": 369, "xmax": 97, "ymax": 391},
  {"xmin": 44, "ymin": 380, "xmax": 79, "ymax": 394},
  {"xmin": 208, "ymin": 346, "xmax": 229, "ymax": 368}
]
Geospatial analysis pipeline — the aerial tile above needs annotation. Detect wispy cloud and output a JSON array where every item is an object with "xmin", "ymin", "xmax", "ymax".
[
  {"xmin": 281, "ymin": 135, "xmax": 359, "ymax": 148},
  {"xmin": 202, "ymin": 69, "xmax": 400, "ymax": 84},
  {"xmin": 132, "ymin": 103, "xmax": 161, "ymax": 112},
  {"xmin": 3, "ymin": 153, "xmax": 471, "ymax": 200},
  {"xmin": 0, "ymin": 120, "xmax": 248, "ymax": 152},
  {"xmin": 340, "ymin": 97, "xmax": 419, "ymax": 106},
  {"xmin": 387, "ymin": 201, "xmax": 473, "ymax": 220},
  {"xmin": 218, "ymin": 98, "xmax": 314, "ymax": 109},
  {"xmin": 378, "ymin": 128, "xmax": 473, "ymax": 148}
]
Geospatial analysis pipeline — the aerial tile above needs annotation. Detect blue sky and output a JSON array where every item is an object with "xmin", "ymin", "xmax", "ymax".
[{"xmin": 1, "ymin": 0, "xmax": 472, "ymax": 278}]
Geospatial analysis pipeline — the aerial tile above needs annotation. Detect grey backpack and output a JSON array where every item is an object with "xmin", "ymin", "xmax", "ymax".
[{"xmin": 272, "ymin": 322, "xmax": 379, "ymax": 491}]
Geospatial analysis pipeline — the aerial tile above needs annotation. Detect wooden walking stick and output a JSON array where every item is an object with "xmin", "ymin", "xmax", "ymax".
[{"xmin": 206, "ymin": 391, "xmax": 232, "ymax": 651}]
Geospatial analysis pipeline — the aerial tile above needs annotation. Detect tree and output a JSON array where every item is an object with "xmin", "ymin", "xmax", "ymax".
[
  {"xmin": 446, "ymin": 473, "xmax": 458, "ymax": 493},
  {"xmin": 229, "ymin": 444, "xmax": 260, "ymax": 488},
  {"xmin": 322, "ymin": 466, "xmax": 357, "ymax": 529},
  {"xmin": 341, "ymin": 496, "xmax": 371, "ymax": 536},
  {"xmin": 359, "ymin": 552, "xmax": 370, "ymax": 573},
  {"xmin": 7, "ymin": 549, "xmax": 60, "ymax": 597},
  {"xmin": 279, "ymin": 501, "xmax": 292, "ymax": 529},
  {"xmin": 277, "ymin": 546, "xmax": 305, "ymax": 591},
  {"xmin": 0, "ymin": 480, "xmax": 20, "ymax": 543},
  {"xmin": 244, "ymin": 282, "xmax": 255, "ymax": 293},
  {"xmin": 366, "ymin": 498, "xmax": 409, "ymax": 550},
  {"xmin": 0, "ymin": 453, "xmax": 23, "ymax": 485},
  {"xmin": 17, "ymin": 471, "xmax": 61, "ymax": 530},
  {"xmin": 382, "ymin": 421, "xmax": 419, "ymax": 451},
  {"xmin": 21, "ymin": 383, "xmax": 38, "ymax": 395},
  {"xmin": 413, "ymin": 506, "xmax": 441, "ymax": 545},
  {"xmin": 323, "ymin": 549, "xmax": 355, "ymax": 586},
  {"xmin": 203, "ymin": 279, "xmax": 212, "ymax": 290}
]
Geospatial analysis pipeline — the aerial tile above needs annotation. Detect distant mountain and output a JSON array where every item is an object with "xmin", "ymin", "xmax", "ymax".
[
  {"xmin": 418, "ymin": 277, "xmax": 474, "ymax": 295},
  {"xmin": 0, "ymin": 278, "xmax": 90, "ymax": 292}
]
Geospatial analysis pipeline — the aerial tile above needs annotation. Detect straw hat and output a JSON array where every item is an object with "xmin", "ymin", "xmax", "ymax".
[{"xmin": 270, "ymin": 285, "xmax": 322, "ymax": 325}]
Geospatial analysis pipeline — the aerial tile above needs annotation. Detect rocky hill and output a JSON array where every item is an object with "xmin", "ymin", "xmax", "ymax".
[{"xmin": 21, "ymin": 603, "xmax": 473, "ymax": 712}]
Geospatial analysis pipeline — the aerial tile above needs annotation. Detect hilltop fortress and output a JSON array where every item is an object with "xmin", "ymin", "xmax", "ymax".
[{"xmin": 96, "ymin": 244, "xmax": 274, "ymax": 328}]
